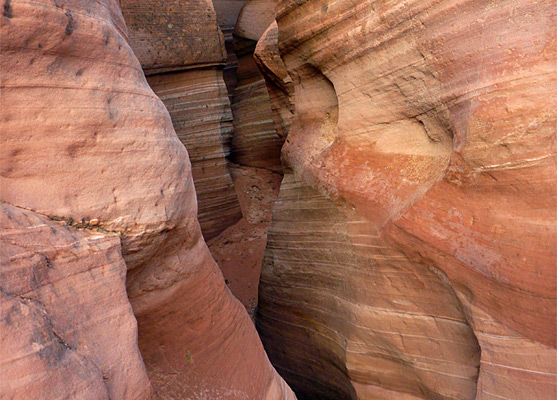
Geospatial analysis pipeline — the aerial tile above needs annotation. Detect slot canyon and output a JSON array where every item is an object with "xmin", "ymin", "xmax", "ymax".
[{"xmin": 0, "ymin": 1, "xmax": 555, "ymax": 399}]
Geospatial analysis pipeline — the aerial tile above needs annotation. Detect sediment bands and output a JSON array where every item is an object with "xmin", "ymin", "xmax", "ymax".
[{"xmin": 256, "ymin": 0, "xmax": 556, "ymax": 399}]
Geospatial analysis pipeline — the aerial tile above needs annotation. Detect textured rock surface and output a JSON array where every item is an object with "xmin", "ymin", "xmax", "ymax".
[
  {"xmin": 0, "ymin": 204, "xmax": 149, "ymax": 400},
  {"xmin": 231, "ymin": 40, "xmax": 283, "ymax": 172},
  {"xmin": 257, "ymin": 0, "xmax": 556, "ymax": 399},
  {"xmin": 235, "ymin": 0, "xmax": 276, "ymax": 41},
  {"xmin": 230, "ymin": 1, "xmax": 283, "ymax": 172},
  {"xmin": 203, "ymin": 0, "xmax": 285, "ymax": 313},
  {"xmin": 146, "ymin": 70, "xmax": 241, "ymax": 240},
  {"xmin": 120, "ymin": 0, "xmax": 225, "ymax": 74},
  {"xmin": 1, "ymin": 1, "xmax": 294, "ymax": 399},
  {"xmin": 211, "ymin": 0, "xmax": 246, "ymax": 92},
  {"xmin": 260, "ymin": 175, "xmax": 481, "ymax": 400},
  {"xmin": 121, "ymin": 0, "xmax": 242, "ymax": 240},
  {"xmin": 254, "ymin": 22, "xmax": 295, "ymax": 140}
]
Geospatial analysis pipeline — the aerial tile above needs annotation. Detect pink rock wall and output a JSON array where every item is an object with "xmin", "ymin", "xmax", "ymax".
[
  {"xmin": 0, "ymin": 1, "xmax": 294, "ymax": 398},
  {"xmin": 0, "ymin": 204, "xmax": 149, "ymax": 400}
]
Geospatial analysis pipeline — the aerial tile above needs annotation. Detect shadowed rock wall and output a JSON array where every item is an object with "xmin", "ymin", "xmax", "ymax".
[{"xmin": 121, "ymin": 0, "xmax": 242, "ymax": 240}]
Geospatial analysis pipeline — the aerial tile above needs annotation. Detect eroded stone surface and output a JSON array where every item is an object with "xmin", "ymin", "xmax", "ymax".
[
  {"xmin": 0, "ymin": 204, "xmax": 149, "ymax": 400},
  {"xmin": 1, "ymin": 1, "xmax": 294, "ymax": 398},
  {"xmin": 259, "ymin": 175, "xmax": 481, "ymax": 399},
  {"xmin": 121, "ymin": 0, "xmax": 242, "ymax": 241},
  {"xmin": 208, "ymin": 164, "xmax": 282, "ymax": 316},
  {"xmin": 231, "ymin": 39, "xmax": 283, "ymax": 172},
  {"xmin": 254, "ymin": 22, "xmax": 295, "ymax": 140},
  {"xmin": 257, "ymin": 0, "xmax": 556, "ymax": 399},
  {"xmin": 120, "ymin": 0, "xmax": 225, "ymax": 74},
  {"xmin": 146, "ymin": 69, "xmax": 241, "ymax": 240}
]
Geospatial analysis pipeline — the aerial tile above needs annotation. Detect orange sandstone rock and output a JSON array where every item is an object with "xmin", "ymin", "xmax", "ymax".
[{"xmin": 257, "ymin": 0, "xmax": 556, "ymax": 399}]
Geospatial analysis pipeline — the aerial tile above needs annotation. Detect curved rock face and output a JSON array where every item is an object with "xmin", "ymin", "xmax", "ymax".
[
  {"xmin": 145, "ymin": 69, "xmax": 240, "ymax": 240},
  {"xmin": 0, "ymin": 204, "xmax": 149, "ymax": 400},
  {"xmin": 257, "ymin": 0, "xmax": 556, "ymax": 399},
  {"xmin": 211, "ymin": 0, "xmax": 246, "ymax": 91},
  {"xmin": 260, "ymin": 175, "xmax": 481, "ymax": 400},
  {"xmin": 202, "ymin": 0, "xmax": 286, "ymax": 318},
  {"xmin": 121, "ymin": 0, "xmax": 242, "ymax": 240},
  {"xmin": 1, "ymin": 1, "xmax": 294, "ymax": 399},
  {"xmin": 254, "ymin": 22, "xmax": 295, "ymax": 141},
  {"xmin": 230, "ymin": 1, "xmax": 283, "ymax": 172}
]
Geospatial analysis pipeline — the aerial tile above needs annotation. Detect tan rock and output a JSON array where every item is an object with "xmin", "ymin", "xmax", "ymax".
[
  {"xmin": 211, "ymin": 0, "xmax": 247, "ymax": 92},
  {"xmin": 121, "ymin": 0, "xmax": 243, "ymax": 240},
  {"xmin": 120, "ymin": 0, "xmax": 225, "ymax": 74},
  {"xmin": 254, "ymin": 22, "xmax": 295, "ymax": 140},
  {"xmin": 259, "ymin": 174, "xmax": 480, "ymax": 399},
  {"xmin": 146, "ymin": 69, "xmax": 242, "ymax": 240},
  {"xmin": 235, "ymin": 0, "xmax": 277, "ymax": 42},
  {"xmin": 231, "ymin": 40, "xmax": 284, "ymax": 172}
]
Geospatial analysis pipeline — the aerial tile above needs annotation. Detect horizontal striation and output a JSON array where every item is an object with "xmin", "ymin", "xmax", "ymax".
[
  {"xmin": 258, "ymin": 174, "xmax": 480, "ymax": 400},
  {"xmin": 254, "ymin": 22, "xmax": 295, "ymax": 140},
  {"xmin": 257, "ymin": 0, "xmax": 556, "ymax": 398},
  {"xmin": 147, "ymin": 69, "xmax": 242, "ymax": 240},
  {"xmin": 1, "ymin": 1, "xmax": 295, "ymax": 398},
  {"xmin": 231, "ymin": 50, "xmax": 284, "ymax": 172}
]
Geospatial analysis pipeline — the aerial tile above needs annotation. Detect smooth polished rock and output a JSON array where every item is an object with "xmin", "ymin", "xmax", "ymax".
[
  {"xmin": 259, "ymin": 174, "xmax": 481, "ymax": 400},
  {"xmin": 257, "ymin": 0, "xmax": 556, "ymax": 399}
]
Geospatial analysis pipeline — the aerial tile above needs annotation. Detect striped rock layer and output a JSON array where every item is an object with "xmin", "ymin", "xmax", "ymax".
[
  {"xmin": 257, "ymin": 0, "xmax": 556, "ymax": 399},
  {"xmin": 0, "ymin": 1, "xmax": 294, "ymax": 399},
  {"xmin": 146, "ymin": 69, "xmax": 240, "ymax": 240},
  {"xmin": 208, "ymin": 0, "xmax": 285, "ymax": 316},
  {"xmin": 231, "ymin": 4, "xmax": 283, "ymax": 172},
  {"xmin": 212, "ymin": 0, "xmax": 246, "ymax": 92},
  {"xmin": 121, "ymin": 0, "xmax": 242, "ymax": 240}
]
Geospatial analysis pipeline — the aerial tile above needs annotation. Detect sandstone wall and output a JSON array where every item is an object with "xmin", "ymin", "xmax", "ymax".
[
  {"xmin": 0, "ymin": 204, "xmax": 150, "ymax": 400},
  {"xmin": 257, "ymin": 0, "xmax": 556, "ymax": 399},
  {"xmin": 0, "ymin": 1, "xmax": 294, "ymax": 398},
  {"xmin": 204, "ymin": 0, "xmax": 286, "ymax": 316},
  {"xmin": 230, "ymin": 40, "xmax": 283, "ymax": 172},
  {"xmin": 121, "ymin": 0, "xmax": 242, "ymax": 240}
]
